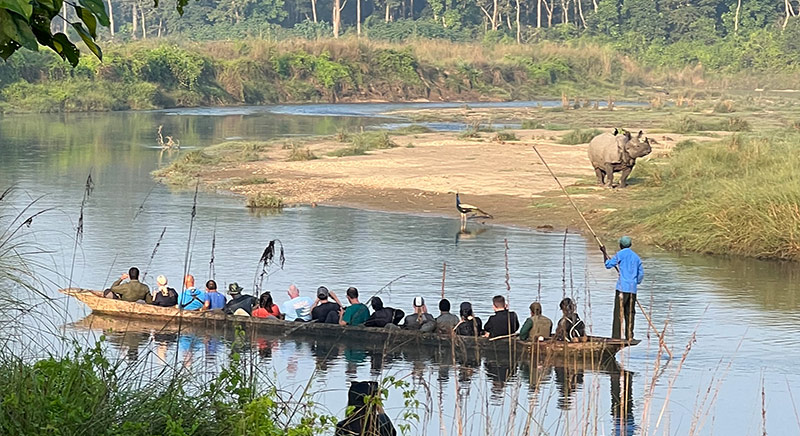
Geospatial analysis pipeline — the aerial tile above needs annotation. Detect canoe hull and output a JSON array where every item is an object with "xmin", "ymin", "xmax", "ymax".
[{"xmin": 61, "ymin": 288, "xmax": 639, "ymax": 365}]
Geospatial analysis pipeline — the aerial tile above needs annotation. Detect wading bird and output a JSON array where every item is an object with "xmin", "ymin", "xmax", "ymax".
[{"xmin": 456, "ymin": 193, "xmax": 492, "ymax": 225}]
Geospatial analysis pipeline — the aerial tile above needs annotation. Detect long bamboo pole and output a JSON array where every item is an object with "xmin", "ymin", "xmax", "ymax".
[{"xmin": 532, "ymin": 145, "xmax": 673, "ymax": 359}]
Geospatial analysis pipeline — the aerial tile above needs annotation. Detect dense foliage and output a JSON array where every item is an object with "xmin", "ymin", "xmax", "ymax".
[{"xmin": 0, "ymin": 39, "xmax": 650, "ymax": 112}]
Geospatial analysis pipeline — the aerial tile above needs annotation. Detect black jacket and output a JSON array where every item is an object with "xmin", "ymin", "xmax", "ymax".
[
  {"xmin": 454, "ymin": 317, "xmax": 483, "ymax": 336},
  {"xmin": 312, "ymin": 301, "xmax": 341, "ymax": 324},
  {"xmin": 224, "ymin": 294, "xmax": 257, "ymax": 316},
  {"xmin": 483, "ymin": 310, "xmax": 520, "ymax": 338},
  {"xmin": 151, "ymin": 287, "xmax": 178, "ymax": 307},
  {"xmin": 364, "ymin": 308, "xmax": 404, "ymax": 328}
]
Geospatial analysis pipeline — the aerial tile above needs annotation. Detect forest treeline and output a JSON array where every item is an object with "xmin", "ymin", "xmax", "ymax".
[{"xmin": 4, "ymin": 0, "xmax": 800, "ymax": 112}]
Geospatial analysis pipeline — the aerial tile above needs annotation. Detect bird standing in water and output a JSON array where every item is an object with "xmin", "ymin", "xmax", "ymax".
[{"xmin": 455, "ymin": 193, "xmax": 492, "ymax": 225}]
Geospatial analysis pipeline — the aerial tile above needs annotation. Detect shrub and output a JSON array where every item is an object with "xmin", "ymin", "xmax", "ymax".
[
  {"xmin": 559, "ymin": 128, "xmax": 601, "ymax": 144},
  {"xmin": 246, "ymin": 192, "xmax": 284, "ymax": 209},
  {"xmin": 667, "ymin": 115, "xmax": 700, "ymax": 134},
  {"xmin": 494, "ymin": 131, "xmax": 519, "ymax": 141},
  {"xmin": 287, "ymin": 146, "xmax": 318, "ymax": 161},
  {"xmin": 713, "ymin": 99, "xmax": 736, "ymax": 113},
  {"xmin": 521, "ymin": 119, "xmax": 544, "ymax": 129}
]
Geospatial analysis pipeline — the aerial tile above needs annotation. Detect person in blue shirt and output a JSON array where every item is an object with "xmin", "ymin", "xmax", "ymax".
[
  {"xmin": 203, "ymin": 279, "xmax": 226, "ymax": 310},
  {"xmin": 605, "ymin": 236, "xmax": 644, "ymax": 340},
  {"xmin": 177, "ymin": 274, "xmax": 207, "ymax": 311}
]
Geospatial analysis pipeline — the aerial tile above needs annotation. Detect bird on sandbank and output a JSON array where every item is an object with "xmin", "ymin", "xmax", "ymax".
[{"xmin": 455, "ymin": 192, "xmax": 493, "ymax": 225}]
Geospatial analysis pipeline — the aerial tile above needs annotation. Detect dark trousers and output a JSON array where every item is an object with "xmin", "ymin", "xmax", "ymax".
[{"xmin": 612, "ymin": 290, "xmax": 636, "ymax": 340}]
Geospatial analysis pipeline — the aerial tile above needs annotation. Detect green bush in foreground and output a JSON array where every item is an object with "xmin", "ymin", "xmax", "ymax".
[
  {"xmin": 0, "ymin": 339, "xmax": 336, "ymax": 436},
  {"xmin": 609, "ymin": 132, "xmax": 800, "ymax": 260}
]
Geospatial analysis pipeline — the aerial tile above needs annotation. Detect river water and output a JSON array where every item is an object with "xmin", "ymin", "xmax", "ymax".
[{"xmin": 1, "ymin": 102, "xmax": 799, "ymax": 435}]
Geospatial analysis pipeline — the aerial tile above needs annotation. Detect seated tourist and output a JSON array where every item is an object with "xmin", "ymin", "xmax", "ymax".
[
  {"xmin": 253, "ymin": 291, "xmax": 281, "ymax": 319},
  {"xmin": 151, "ymin": 275, "xmax": 178, "ymax": 307},
  {"xmin": 519, "ymin": 302, "xmax": 553, "ymax": 341},
  {"xmin": 454, "ymin": 302, "xmax": 483, "ymax": 336},
  {"xmin": 435, "ymin": 298, "xmax": 459, "ymax": 335},
  {"xmin": 282, "ymin": 284, "xmax": 314, "ymax": 322},
  {"xmin": 364, "ymin": 297, "xmax": 404, "ymax": 328},
  {"xmin": 203, "ymin": 280, "xmax": 226, "ymax": 310},
  {"xmin": 311, "ymin": 286, "xmax": 341, "ymax": 324},
  {"xmin": 402, "ymin": 297, "xmax": 435, "ymax": 332},
  {"xmin": 554, "ymin": 297, "xmax": 586, "ymax": 342},
  {"xmin": 339, "ymin": 287, "xmax": 370, "ymax": 326},
  {"xmin": 106, "ymin": 267, "xmax": 152, "ymax": 303},
  {"xmin": 177, "ymin": 275, "xmax": 206, "ymax": 311},
  {"xmin": 483, "ymin": 295, "xmax": 520, "ymax": 338},
  {"xmin": 335, "ymin": 381, "xmax": 397, "ymax": 436},
  {"xmin": 223, "ymin": 283, "xmax": 258, "ymax": 316}
]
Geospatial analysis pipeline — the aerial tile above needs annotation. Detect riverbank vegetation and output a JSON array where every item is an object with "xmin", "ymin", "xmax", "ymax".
[{"xmin": 608, "ymin": 131, "xmax": 800, "ymax": 261}]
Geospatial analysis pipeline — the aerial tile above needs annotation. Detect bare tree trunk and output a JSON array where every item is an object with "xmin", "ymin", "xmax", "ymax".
[
  {"xmin": 131, "ymin": 3, "xmax": 138, "ymax": 39},
  {"xmin": 561, "ymin": 0, "xmax": 567, "ymax": 24},
  {"xmin": 157, "ymin": 18, "xmax": 162, "ymax": 37},
  {"xmin": 493, "ymin": 0, "xmax": 499, "ymax": 30},
  {"xmin": 547, "ymin": 0, "xmax": 553, "ymax": 26},
  {"xmin": 357, "ymin": 0, "xmax": 361, "ymax": 35},
  {"xmin": 577, "ymin": 0, "xmax": 586, "ymax": 28},
  {"xmin": 537, "ymin": 0, "xmax": 541, "ymax": 27},
  {"xmin": 410, "ymin": 0, "xmax": 414, "ymax": 19},
  {"xmin": 591, "ymin": 0, "xmax": 597, "ymax": 12},
  {"xmin": 385, "ymin": 2, "xmax": 390, "ymax": 22},
  {"xmin": 785, "ymin": 0, "xmax": 792, "ymax": 29},
  {"xmin": 516, "ymin": 0, "xmax": 521, "ymax": 43},
  {"xmin": 734, "ymin": 0, "xmax": 741, "ymax": 32},
  {"xmin": 106, "ymin": 0, "xmax": 115, "ymax": 36},
  {"xmin": 140, "ymin": 3, "xmax": 147, "ymax": 39},
  {"xmin": 311, "ymin": 0, "xmax": 317, "ymax": 22},
  {"xmin": 332, "ymin": 0, "xmax": 340, "ymax": 37}
]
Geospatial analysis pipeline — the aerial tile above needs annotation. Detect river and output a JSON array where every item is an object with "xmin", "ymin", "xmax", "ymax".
[{"xmin": 1, "ymin": 102, "xmax": 799, "ymax": 435}]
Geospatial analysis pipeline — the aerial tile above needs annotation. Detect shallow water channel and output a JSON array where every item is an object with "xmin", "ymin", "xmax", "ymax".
[{"xmin": 1, "ymin": 102, "xmax": 799, "ymax": 435}]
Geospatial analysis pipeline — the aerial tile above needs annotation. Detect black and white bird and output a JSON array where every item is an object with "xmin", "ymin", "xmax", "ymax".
[{"xmin": 455, "ymin": 193, "xmax": 492, "ymax": 225}]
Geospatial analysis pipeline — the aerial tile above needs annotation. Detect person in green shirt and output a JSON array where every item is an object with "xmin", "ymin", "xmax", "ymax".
[
  {"xmin": 519, "ymin": 301, "xmax": 552, "ymax": 341},
  {"xmin": 106, "ymin": 267, "xmax": 152, "ymax": 303},
  {"xmin": 339, "ymin": 287, "xmax": 370, "ymax": 326}
]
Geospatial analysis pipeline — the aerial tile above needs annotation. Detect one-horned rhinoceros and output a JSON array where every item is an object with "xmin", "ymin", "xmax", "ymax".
[{"xmin": 587, "ymin": 129, "xmax": 652, "ymax": 188}]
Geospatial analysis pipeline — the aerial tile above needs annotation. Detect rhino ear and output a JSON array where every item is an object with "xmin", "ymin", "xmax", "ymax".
[
  {"xmin": 637, "ymin": 130, "xmax": 644, "ymax": 139},
  {"xmin": 613, "ymin": 127, "xmax": 619, "ymax": 136},
  {"xmin": 624, "ymin": 130, "xmax": 632, "ymax": 140}
]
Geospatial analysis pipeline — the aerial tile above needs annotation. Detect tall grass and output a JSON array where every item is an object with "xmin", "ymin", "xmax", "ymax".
[
  {"xmin": 328, "ymin": 131, "xmax": 397, "ymax": 157},
  {"xmin": 559, "ymin": 128, "xmax": 601, "ymax": 145},
  {"xmin": 607, "ymin": 132, "xmax": 800, "ymax": 260}
]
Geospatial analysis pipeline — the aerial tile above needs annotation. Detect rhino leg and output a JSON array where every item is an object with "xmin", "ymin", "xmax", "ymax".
[
  {"xmin": 603, "ymin": 163, "xmax": 615, "ymax": 188},
  {"xmin": 619, "ymin": 166, "xmax": 633, "ymax": 188},
  {"xmin": 594, "ymin": 167, "xmax": 605, "ymax": 185}
]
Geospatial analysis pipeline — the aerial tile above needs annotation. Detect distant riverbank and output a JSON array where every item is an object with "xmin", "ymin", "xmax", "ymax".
[
  {"xmin": 0, "ymin": 37, "xmax": 780, "ymax": 114},
  {"xmin": 152, "ymin": 102, "xmax": 800, "ymax": 261}
]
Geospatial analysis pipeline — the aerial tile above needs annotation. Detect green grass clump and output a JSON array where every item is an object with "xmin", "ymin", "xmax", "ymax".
[
  {"xmin": 394, "ymin": 124, "xmax": 435, "ymax": 134},
  {"xmin": 607, "ymin": 132, "xmax": 800, "ymax": 261},
  {"xmin": 521, "ymin": 120, "xmax": 544, "ymax": 129},
  {"xmin": 328, "ymin": 131, "xmax": 397, "ymax": 157},
  {"xmin": 559, "ymin": 128, "xmax": 601, "ymax": 144},
  {"xmin": 152, "ymin": 151, "xmax": 219, "ymax": 186},
  {"xmin": 246, "ymin": 192, "xmax": 284, "ymax": 209},
  {"xmin": 287, "ymin": 146, "xmax": 318, "ymax": 161},
  {"xmin": 667, "ymin": 115, "xmax": 701, "ymax": 133},
  {"xmin": 713, "ymin": 99, "xmax": 736, "ymax": 113},
  {"xmin": 237, "ymin": 176, "xmax": 273, "ymax": 185},
  {"xmin": 494, "ymin": 131, "xmax": 519, "ymax": 141}
]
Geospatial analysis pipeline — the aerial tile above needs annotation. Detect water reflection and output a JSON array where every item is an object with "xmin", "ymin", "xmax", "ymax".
[{"xmin": 610, "ymin": 369, "xmax": 636, "ymax": 436}]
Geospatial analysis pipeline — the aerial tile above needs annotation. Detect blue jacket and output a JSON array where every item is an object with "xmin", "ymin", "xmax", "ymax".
[{"xmin": 605, "ymin": 248, "xmax": 644, "ymax": 294}]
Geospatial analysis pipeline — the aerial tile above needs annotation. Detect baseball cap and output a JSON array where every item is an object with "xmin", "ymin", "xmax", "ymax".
[
  {"xmin": 317, "ymin": 286, "xmax": 330, "ymax": 299},
  {"xmin": 413, "ymin": 296, "xmax": 425, "ymax": 307}
]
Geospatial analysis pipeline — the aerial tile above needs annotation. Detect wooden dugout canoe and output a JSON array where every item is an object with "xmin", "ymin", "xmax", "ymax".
[{"xmin": 61, "ymin": 288, "xmax": 640, "ymax": 365}]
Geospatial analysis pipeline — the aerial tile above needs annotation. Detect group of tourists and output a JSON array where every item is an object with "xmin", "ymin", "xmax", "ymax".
[{"xmin": 103, "ymin": 236, "xmax": 642, "ymax": 342}]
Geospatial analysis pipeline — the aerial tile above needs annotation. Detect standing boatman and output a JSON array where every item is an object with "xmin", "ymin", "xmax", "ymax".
[{"xmin": 604, "ymin": 236, "xmax": 644, "ymax": 340}]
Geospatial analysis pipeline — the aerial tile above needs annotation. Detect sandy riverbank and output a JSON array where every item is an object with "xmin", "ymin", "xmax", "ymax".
[{"xmin": 164, "ymin": 125, "xmax": 718, "ymax": 241}]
